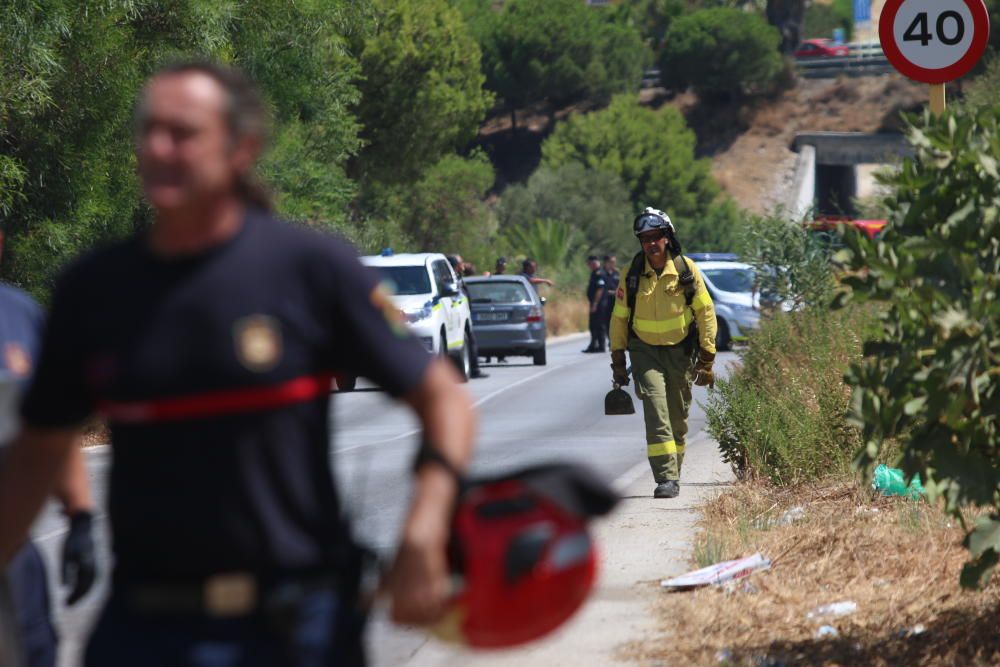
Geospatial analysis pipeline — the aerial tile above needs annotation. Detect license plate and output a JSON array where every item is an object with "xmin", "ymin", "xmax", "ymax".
[{"xmin": 476, "ymin": 312, "xmax": 509, "ymax": 322}]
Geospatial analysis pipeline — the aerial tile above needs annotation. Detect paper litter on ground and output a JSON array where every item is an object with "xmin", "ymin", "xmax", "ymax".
[{"xmin": 660, "ymin": 553, "xmax": 771, "ymax": 591}]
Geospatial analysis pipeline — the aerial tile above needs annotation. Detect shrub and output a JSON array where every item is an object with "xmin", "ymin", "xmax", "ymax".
[
  {"xmin": 541, "ymin": 95, "xmax": 731, "ymax": 251},
  {"xmin": 706, "ymin": 305, "xmax": 878, "ymax": 484},
  {"xmin": 373, "ymin": 152, "xmax": 496, "ymax": 257},
  {"xmin": 835, "ymin": 107, "xmax": 1000, "ymax": 588},
  {"xmin": 802, "ymin": 0, "xmax": 853, "ymax": 42},
  {"xmin": 481, "ymin": 0, "xmax": 650, "ymax": 117},
  {"xmin": 659, "ymin": 8, "xmax": 783, "ymax": 99},
  {"xmin": 737, "ymin": 211, "xmax": 836, "ymax": 310},
  {"xmin": 497, "ymin": 164, "xmax": 634, "ymax": 257}
]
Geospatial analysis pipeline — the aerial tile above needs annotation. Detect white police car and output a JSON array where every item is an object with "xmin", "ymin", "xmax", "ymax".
[{"xmin": 358, "ymin": 251, "xmax": 474, "ymax": 381}]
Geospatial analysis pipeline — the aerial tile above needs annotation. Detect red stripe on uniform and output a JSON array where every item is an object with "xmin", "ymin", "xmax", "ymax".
[{"xmin": 98, "ymin": 373, "xmax": 336, "ymax": 423}]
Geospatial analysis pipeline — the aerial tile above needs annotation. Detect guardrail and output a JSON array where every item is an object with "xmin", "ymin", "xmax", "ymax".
[
  {"xmin": 641, "ymin": 43, "xmax": 892, "ymax": 87},
  {"xmin": 796, "ymin": 55, "xmax": 893, "ymax": 78}
]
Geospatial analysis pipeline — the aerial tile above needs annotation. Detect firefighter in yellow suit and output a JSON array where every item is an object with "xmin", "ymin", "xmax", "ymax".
[{"xmin": 609, "ymin": 208, "xmax": 717, "ymax": 499}]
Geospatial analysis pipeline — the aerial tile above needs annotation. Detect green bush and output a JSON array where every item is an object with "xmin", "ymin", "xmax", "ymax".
[
  {"xmin": 835, "ymin": 107, "xmax": 1000, "ymax": 588},
  {"xmin": 961, "ymin": 56, "xmax": 1000, "ymax": 115},
  {"xmin": 481, "ymin": 0, "xmax": 650, "ymax": 117},
  {"xmin": 371, "ymin": 151, "xmax": 496, "ymax": 257},
  {"xmin": 504, "ymin": 219, "xmax": 579, "ymax": 270},
  {"xmin": 497, "ymin": 164, "xmax": 634, "ymax": 257},
  {"xmin": 541, "ymin": 95, "xmax": 734, "ymax": 251},
  {"xmin": 802, "ymin": 0, "xmax": 853, "ymax": 42},
  {"xmin": 706, "ymin": 306, "xmax": 878, "ymax": 484},
  {"xmin": 659, "ymin": 7, "xmax": 783, "ymax": 98},
  {"xmin": 737, "ymin": 211, "xmax": 836, "ymax": 310}
]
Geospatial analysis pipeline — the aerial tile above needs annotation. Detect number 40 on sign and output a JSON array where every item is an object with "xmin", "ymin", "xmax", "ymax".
[{"xmin": 879, "ymin": 0, "xmax": 991, "ymax": 114}]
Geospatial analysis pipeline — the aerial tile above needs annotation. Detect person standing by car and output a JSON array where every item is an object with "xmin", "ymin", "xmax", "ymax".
[
  {"xmin": 447, "ymin": 255, "xmax": 488, "ymax": 380},
  {"xmin": 583, "ymin": 256, "xmax": 607, "ymax": 353},
  {"xmin": 608, "ymin": 208, "xmax": 717, "ymax": 499},
  {"xmin": 519, "ymin": 259, "xmax": 554, "ymax": 291},
  {"xmin": 0, "ymin": 230, "xmax": 97, "ymax": 667},
  {"xmin": 493, "ymin": 257, "xmax": 507, "ymax": 275},
  {"xmin": 0, "ymin": 61, "xmax": 475, "ymax": 666},
  {"xmin": 600, "ymin": 254, "xmax": 619, "ymax": 344}
]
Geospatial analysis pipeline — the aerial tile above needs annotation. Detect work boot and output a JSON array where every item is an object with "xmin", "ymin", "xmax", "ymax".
[
  {"xmin": 654, "ymin": 480, "xmax": 680, "ymax": 499},
  {"xmin": 470, "ymin": 370, "xmax": 489, "ymax": 379}
]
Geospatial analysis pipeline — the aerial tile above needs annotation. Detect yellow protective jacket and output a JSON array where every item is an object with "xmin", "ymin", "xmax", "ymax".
[{"xmin": 609, "ymin": 255, "xmax": 717, "ymax": 354}]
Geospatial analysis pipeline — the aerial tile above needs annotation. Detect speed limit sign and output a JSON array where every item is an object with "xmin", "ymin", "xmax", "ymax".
[{"xmin": 880, "ymin": 0, "xmax": 991, "ymax": 84}]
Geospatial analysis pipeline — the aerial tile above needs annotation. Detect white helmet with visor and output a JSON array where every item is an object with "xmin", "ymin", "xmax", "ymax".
[{"xmin": 633, "ymin": 207, "xmax": 674, "ymax": 237}]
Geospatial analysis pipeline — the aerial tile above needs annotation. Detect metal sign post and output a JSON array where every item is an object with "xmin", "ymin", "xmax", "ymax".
[{"xmin": 879, "ymin": 0, "xmax": 991, "ymax": 116}]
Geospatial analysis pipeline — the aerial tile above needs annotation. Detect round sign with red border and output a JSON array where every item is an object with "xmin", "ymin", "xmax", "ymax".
[{"xmin": 880, "ymin": 0, "xmax": 991, "ymax": 84}]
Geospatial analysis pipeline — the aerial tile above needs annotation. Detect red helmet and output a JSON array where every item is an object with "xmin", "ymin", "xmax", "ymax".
[{"xmin": 433, "ymin": 464, "xmax": 619, "ymax": 649}]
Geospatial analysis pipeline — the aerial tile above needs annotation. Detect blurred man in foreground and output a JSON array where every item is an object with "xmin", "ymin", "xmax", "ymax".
[{"xmin": 0, "ymin": 61, "xmax": 475, "ymax": 666}]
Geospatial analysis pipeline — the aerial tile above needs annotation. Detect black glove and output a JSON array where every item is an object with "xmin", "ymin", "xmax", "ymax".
[
  {"xmin": 610, "ymin": 350, "xmax": 629, "ymax": 387},
  {"xmin": 693, "ymin": 349, "xmax": 715, "ymax": 388},
  {"xmin": 62, "ymin": 511, "xmax": 96, "ymax": 606}
]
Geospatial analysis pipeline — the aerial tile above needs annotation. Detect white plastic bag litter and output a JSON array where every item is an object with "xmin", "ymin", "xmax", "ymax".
[{"xmin": 660, "ymin": 553, "xmax": 772, "ymax": 591}]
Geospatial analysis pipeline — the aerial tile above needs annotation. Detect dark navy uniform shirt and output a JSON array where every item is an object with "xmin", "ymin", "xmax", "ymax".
[
  {"xmin": 586, "ymin": 269, "xmax": 607, "ymax": 303},
  {"xmin": 21, "ymin": 209, "xmax": 432, "ymax": 583},
  {"xmin": 602, "ymin": 269, "xmax": 620, "ymax": 305},
  {"xmin": 0, "ymin": 283, "xmax": 43, "ymax": 446}
]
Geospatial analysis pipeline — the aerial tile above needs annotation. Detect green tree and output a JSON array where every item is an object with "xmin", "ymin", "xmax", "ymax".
[
  {"xmin": 617, "ymin": 0, "xmax": 687, "ymax": 53},
  {"xmin": 0, "ymin": 0, "xmax": 370, "ymax": 296},
  {"xmin": 376, "ymin": 151, "xmax": 496, "ymax": 256},
  {"xmin": 660, "ymin": 7, "xmax": 783, "ymax": 98},
  {"xmin": 482, "ymin": 0, "xmax": 649, "ymax": 127},
  {"xmin": 835, "ymin": 108, "xmax": 1000, "ymax": 588},
  {"xmin": 541, "ymin": 95, "xmax": 718, "ymax": 223},
  {"xmin": 354, "ymin": 0, "xmax": 493, "ymax": 184},
  {"xmin": 802, "ymin": 0, "xmax": 853, "ymax": 41},
  {"xmin": 498, "ymin": 163, "xmax": 634, "ymax": 256}
]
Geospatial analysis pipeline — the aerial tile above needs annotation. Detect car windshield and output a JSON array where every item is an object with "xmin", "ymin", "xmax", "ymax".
[
  {"xmin": 466, "ymin": 281, "xmax": 533, "ymax": 304},
  {"xmin": 376, "ymin": 266, "xmax": 432, "ymax": 296},
  {"xmin": 703, "ymin": 268, "xmax": 754, "ymax": 294}
]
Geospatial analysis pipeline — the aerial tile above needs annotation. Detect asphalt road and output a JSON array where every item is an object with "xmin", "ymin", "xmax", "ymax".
[{"xmin": 28, "ymin": 333, "xmax": 729, "ymax": 666}]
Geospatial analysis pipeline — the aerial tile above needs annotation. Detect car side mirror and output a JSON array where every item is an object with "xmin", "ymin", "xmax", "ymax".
[{"xmin": 440, "ymin": 282, "xmax": 461, "ymax": 298}]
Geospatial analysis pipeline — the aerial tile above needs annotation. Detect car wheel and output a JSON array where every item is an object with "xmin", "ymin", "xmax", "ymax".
[
  {"xmin": 452, "ymin": 329, "xmax": 471, "ymax": 382},
  {"xmin": 716, "ymin": 319, "xmax": 732, "ymax": 352},
  {"xmin": 533, "ymin": 346, "xmax": 547, "ymax": 366},
  {"xmin": 337, "ymin": 375, "xmax": 357, "ymax": 392}
]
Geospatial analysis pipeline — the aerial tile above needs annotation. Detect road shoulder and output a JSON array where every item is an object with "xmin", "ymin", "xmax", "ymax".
[{"xmin": 400, "ymin": 428, "xmax": 735, "ymax": 666}]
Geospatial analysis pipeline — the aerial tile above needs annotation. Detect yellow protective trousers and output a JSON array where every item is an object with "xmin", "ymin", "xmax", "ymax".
[{"xmin": 629, "ymin": 337, "xmax": 694, "ymax": 483}]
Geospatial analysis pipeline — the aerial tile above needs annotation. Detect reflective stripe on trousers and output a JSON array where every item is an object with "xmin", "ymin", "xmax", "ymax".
[{"xmin": 630, "ymin": 338, "xmax": 693, "ymax": 483}]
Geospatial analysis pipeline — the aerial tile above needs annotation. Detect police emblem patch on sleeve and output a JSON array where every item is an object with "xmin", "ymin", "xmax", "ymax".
[
  {"xmin": 233, "ymin": 315, "xmax": 283, "ymax": 372},
  {"xmin": 371, "ymin": 283, "xmax": 409, "ymax": 339}
]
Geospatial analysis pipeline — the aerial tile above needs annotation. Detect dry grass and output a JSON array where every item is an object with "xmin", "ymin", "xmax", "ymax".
[
  {"xmin": 624, "ymin": 479, "xmax": 1000, "ymax": 666},
  {"xmin": 545, "ymin": 293, "xmax": 588, "ymax": 337}
]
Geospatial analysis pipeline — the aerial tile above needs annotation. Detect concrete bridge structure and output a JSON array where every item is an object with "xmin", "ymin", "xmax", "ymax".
[{"xmin": 787, "ymin": 131, "xmax": 913, "ymax": 218}]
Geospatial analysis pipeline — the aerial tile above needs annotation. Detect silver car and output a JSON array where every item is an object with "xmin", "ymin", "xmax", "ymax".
[
  {"xmin": 464, "ymin": 276, "xmax": 547, "ymax": 366},
  {"xmin": 696, "ymin": 260, "xmax": 761, "ymax": 351}
]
